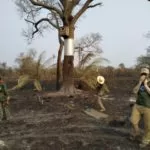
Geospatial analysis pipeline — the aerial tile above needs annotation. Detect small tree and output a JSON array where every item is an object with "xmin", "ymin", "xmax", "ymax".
[
  {"xmin": 0, "ymin": 62, "xmax": 7, "ymax": 76},
  {"xmin": 118, "ymin": 63, "xmax": 125, "ymax": 69},
  {"xmin": 12, "ymin": 49, "xmax": 55, "ymax": 91},
  {"xmin": 15, "ymin": 0, "xmax": 102, "ymax": 95},
  {"xmin": 136, "ymin": 48, "xmax": 150, "ymax": 67},
  {"xmin": 74, "ymin": 33, "xmax": 108, "ymax": 90},
  {"xmin": 75, "ymin": 33, "xmax": 103, "ymax": 68}
]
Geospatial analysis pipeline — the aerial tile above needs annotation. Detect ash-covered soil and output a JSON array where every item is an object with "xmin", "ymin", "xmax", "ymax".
[{"xmin": 0, "ymin": 78, "xmax": 149, "ymax": 150}]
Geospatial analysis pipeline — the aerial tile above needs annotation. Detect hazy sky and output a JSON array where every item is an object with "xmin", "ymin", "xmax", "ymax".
[{"xmin": 1, "ymin": 0, "xmax": 150, "ymax": 67}]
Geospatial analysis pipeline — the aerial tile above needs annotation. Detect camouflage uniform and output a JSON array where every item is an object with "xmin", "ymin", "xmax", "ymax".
[
  {"xmin": 130, "ymin": 67, "xmax": 150, "ymax": 147},
  {"xmin": 130, "ymin": 81, "xmax": 150, "ymax": 146},
  {"xmin": 96, "ymin": 83, "xmax": 109, "ymax": 111},
  {"xmin": 0, "ymin": 80, "xmax": 10, "ymax": 120},
  {"xmin": 96, "ymin": 83, "xmax": 109, "ymax": 96}
]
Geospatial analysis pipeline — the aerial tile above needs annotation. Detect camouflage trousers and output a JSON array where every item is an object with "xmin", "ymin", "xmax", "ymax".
[
  {"xmin": 0, "ymin": 102, "xmax": 10, "ymax": 121},
  {"xmin": 130, "ymin": 104, "xmax": 150, "ymax": 144}
]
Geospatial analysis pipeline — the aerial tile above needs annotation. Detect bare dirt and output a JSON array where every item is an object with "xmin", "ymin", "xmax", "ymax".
[{"xmin": 0, "ymin": 78, "xmax": 149, "ymax": 150}]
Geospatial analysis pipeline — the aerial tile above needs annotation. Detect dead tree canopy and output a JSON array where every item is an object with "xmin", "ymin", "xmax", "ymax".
[{"xmin": 15, "ymin": 0, "xmax": 102, "ymax": 39}]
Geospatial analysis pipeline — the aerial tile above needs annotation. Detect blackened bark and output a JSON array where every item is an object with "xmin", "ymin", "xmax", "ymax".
[{"xmin": 62, "ymin": 55, "xmax": 74, "ymax": 94}]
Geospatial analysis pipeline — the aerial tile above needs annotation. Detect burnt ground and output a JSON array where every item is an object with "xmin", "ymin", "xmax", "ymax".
[{"xmin": 0, "ymin": 79, "xmax": 149, "ymax": 150}]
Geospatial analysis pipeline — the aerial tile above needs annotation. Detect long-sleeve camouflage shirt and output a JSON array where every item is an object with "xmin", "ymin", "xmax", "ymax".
[
  {"xmin": 96, "ymin": 83, "xmax": 109, "ymax": 96},
  {"xmin": 0, "ymin": 81, "xmax": 8, "ymax": 102}
]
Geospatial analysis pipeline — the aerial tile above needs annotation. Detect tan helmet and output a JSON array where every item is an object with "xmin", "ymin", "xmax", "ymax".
[
  {"xmin": 140, "ymin": 68, "xmax": 150, "ymax": 75},
  {"xmin": 97, "ymin": 76, "xmax": 105, "ymax": 84}
]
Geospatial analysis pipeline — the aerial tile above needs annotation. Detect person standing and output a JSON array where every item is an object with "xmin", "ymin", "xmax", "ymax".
[
  {"xmin": 130, "ymin": 66, "xmax": 150, "ymax": 148},
  {"xmin": 0, "ymin": 76, "xmax": 10, "ymax": 121},
  {"xmin": 96, "ymin": 76, "xmax": 109, "ymax": 112}
]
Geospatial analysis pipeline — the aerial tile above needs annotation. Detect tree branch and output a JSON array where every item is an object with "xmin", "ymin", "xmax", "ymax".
[
  {"xmin": 25, "ymin": 18, "xmax": 58, "ymax": 38},
  {"xmin": 29, "ymin": 0, "xmax": 63, "ymax": 18},
  {"xmin": 88, "ymin": 3, "xmax": 102, "ymax": 9},
  {"xmin": 73, "ymin": 0, "xmax": 102, "ymax": 24},
  {"xmin": 26, "ymin": 7, "xmax": 43, "ymax": 19},
  {"xmin": 27, "ymin": 6, "xmax": 42, "ymax": 14}
]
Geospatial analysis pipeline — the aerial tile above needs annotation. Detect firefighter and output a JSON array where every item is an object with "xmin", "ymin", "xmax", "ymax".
[
  {"xmin": 96, "ymin": 76, "xmax": 109, "ymax": 112},
  {"xmin": 0, "ymin": 76, "xmax": 10, "ymax": 121},
  {"xmin": 130, "ymin": 66, "xmax": 150, "ymax": 148}
]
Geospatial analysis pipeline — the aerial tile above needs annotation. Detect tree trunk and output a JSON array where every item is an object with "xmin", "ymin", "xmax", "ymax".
[
  {"xmin": 56, "ymin": 42, "xmax": 63, "ymax": 90},
  {"xmin": 61, "ymin": 26, "xmax": 75, "ymax": 95},
  {"xmin": 62, "ymin": 55, "xmax": 74, "ymax": 94}
]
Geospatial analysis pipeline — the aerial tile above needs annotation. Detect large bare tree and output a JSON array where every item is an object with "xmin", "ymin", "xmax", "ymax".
[{"xmin": 15, "ymin": 0, "xmax": 102, "ymax": 95}]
